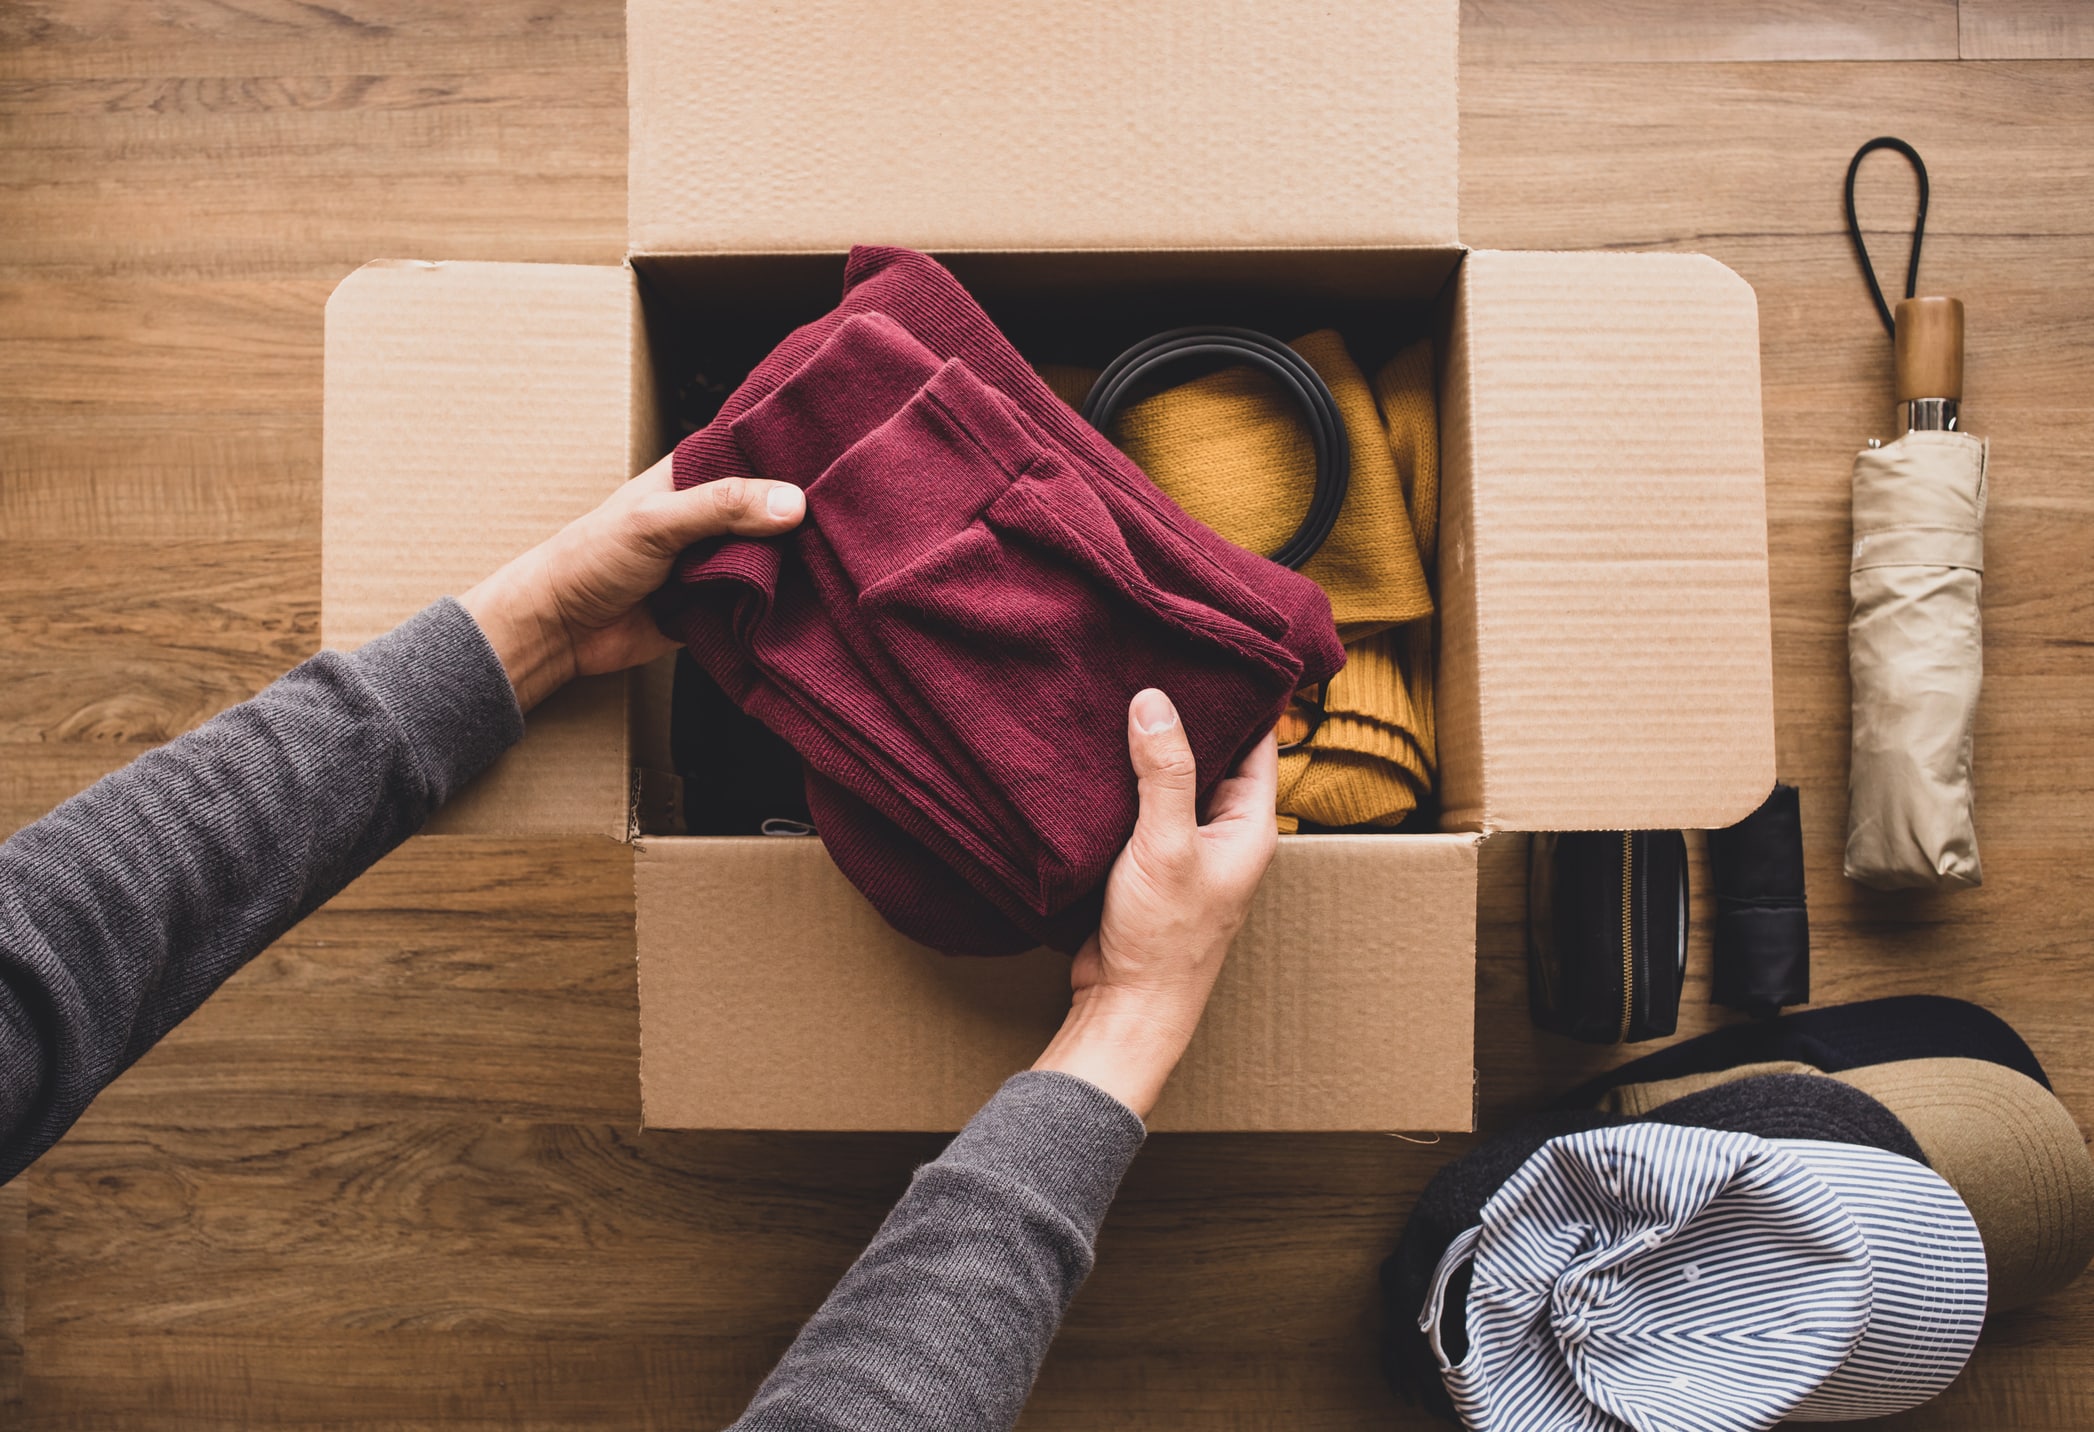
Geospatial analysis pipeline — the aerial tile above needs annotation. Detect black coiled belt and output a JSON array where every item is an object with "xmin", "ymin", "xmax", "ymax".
[{"xmin": 1079, "ymin": 327, "xmax": 1349, "ymax": 571}]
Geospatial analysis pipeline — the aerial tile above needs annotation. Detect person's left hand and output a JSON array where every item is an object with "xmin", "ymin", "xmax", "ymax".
[{"xmin": 461, "ymin": 454, "xmax": 805, "ymax": 710}]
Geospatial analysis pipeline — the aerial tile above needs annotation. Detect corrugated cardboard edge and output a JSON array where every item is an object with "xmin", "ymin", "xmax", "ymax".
[
  {"xmin": 1149, "ymin": 832, "xmax": 1478, "ymax": 1132},
  {"xmin": 636, "ymin": 833, "xmax": 1479, "ymax": 1134},
  {"xmin": 1436, "ymin": 271, "xmax": 1487, "ymax": 831},
  {"xmin": 626, "ymin": 0, "xmax": 1459, "ymax": 254},
  {"xmin": 1439, "ymin": 250, "xmax": 1776, "ymax": 834},
  {"xmin": 322, "ymin": 259, "xmax": 659, "ymax": 839}
]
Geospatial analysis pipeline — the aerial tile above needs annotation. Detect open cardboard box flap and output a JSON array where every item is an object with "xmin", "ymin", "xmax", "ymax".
[
  {"xmin": 322, "ymin": 260, "xmax": 656, "ymax": 837},
  {"xmin": 625, "ymin": 0, "xmax": 1460, "ymax": 255},
  {"xmin": 1440, "ymin": 251, "xmax": 1774, "ymax": 833}
]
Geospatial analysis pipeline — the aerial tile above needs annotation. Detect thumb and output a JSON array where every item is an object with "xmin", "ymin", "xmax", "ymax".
[
  {"xmin": 1127, "ymin": 688, "xmax": 1198, "ymax": 852},
  {"xmin": 641, "ymin": 476, "xmax": 805, "ymax": 554}
]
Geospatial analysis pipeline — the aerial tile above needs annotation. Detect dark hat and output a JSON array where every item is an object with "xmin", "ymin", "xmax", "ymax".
[{"xmin": 1556, "ymin": 994, "xmax": 2048, "ymax": 1111}]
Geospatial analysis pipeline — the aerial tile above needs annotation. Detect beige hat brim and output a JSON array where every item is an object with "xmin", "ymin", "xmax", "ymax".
[{"xmin": 1836, "ymin": 1058, "xmax": 2094, "ymax": 1312}]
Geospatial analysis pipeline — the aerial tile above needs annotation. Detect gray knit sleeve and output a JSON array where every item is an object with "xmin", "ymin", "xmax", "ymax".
[
  {"xmin": 0, "ymin": 598, "xmax": 523, "ymax": 1183},
  {"xmin": 728, "ymin": 1070, "xmax": 1148, "ymax": 1432}
]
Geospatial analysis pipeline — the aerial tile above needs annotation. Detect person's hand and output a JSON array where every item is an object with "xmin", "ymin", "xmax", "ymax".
[
  {"xmin": 1032, "ymin": 688, "xmax": 1279, "ymax": 1118},
  {"xmin": 461, "ymin": 454, "xmax": 805, "ymax": 711}
]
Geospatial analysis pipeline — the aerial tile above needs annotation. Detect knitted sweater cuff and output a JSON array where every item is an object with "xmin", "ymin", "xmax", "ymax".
[
  {"xmin": 941, "ymin": 1070, "xmax": 1148, "ymax": 1238},
  {"xmin": 347, "ymin": 597, "xmax": 527, "ymax": 804}
]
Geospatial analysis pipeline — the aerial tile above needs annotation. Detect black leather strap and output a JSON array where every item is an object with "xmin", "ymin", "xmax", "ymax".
[{"xmin": 1080, "ymin": 327, "xmax": 1349, "ymax": 571}]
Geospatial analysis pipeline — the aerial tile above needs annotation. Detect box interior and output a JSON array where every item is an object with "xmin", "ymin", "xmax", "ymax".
[
  {"xmin": 625, "ymin": 244, "xmax": 1470, "ymax": 840},
  {"xmin": 621, "ymin": 245, "xmax": 1483, "ymax": 1134}
]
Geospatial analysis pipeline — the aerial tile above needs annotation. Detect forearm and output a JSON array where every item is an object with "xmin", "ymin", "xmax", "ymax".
[
  {"xmin": 0, "ymin": 598, "xmax": 522, "ymax": 1183},
  {"xmin": 1032, "ymin": 985, "xmax": 1202, "ymax": 1120},
  {"xmin": 727, "ymin": 1071, "xmax": 1145, "ymax": 1432}
]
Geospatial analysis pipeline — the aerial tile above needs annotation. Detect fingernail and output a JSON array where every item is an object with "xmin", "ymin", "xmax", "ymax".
[
  {"xmin": 765, "ymin": 484, "xmax": 803, "ymax": 520},
  {"xmin": 1132, "ymin": 688, "xmax": 1177, "ymax": 734}
]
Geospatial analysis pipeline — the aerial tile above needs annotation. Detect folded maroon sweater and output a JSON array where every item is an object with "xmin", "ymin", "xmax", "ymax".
[{"xmin": 654, "ymin": 247, "xmax": 1345, "ymax": 955}]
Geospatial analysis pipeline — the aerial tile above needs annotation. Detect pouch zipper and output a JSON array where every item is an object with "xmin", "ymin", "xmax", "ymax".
[{"xmin": 1618, "ymin": 832, "xmax": 1636, "ymax": 1042}]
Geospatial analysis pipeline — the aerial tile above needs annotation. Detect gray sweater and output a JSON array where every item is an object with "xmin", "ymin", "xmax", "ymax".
[{"xmin": 0, "ymin": 598, "xmax": 1146, "ymax": 1430}]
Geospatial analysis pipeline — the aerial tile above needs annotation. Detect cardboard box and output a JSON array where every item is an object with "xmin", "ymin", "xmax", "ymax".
[{"xmin": 321, "ymin": 0, "xmax": 1774, "ymax": 1133}]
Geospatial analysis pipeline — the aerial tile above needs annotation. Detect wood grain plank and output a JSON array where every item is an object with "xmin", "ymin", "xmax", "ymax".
[
  {"xmin": 19, "ymin": 1331, "xmax": 777, "ymax": 1430},
  {"xmin": 0, "ymin": 539, "xmax": 315, "ymax": 744},
  {"xmin": 0, "ymin": 4, "xmax": 625, "ymax": 280},
  {"xmin": 86, "ymin": 838, "xmax": 645, "ymax": 1126},
  {"xmin": 1461, "ymin": 60, "xmax": 2094, "ymax": 247},
  {"xmin": 25, "ymin": 1122, "xmax": 906, "ymax": 1335},
  {"xmin": 0, "ymin": 70, "xmax": 624, "ymax": 117},
  {"xmin": 1961, "ymin": 1, "xmax": 2094, "ymax": 59},
  {"xmin": 18, "ymin": 1269, "xmax": 2086, "ymax": 1430},
  {"xmin": 0, "ymin": 1181, "xmax": 21, "ymax": 1411},
  {"xmin": 0, "ymin": 105, "xmax": 622, "ymax": 184},
  {"xmin": 0, "ymin": 280, "xmax": 326, "ymax": 410},
  {"xmin": 0, "ymin": 177, "xmax": 624, "ymax": 277},
  {"xmin": 25, "ymin": 1114, "xmax": 1439, "ymax": 1336},
  {"xmin": 1460, "ymin": 0, "xmax": 1958, "ymax": 62},
  {"xmin": 0, "ymin": 413, "xmax": 315, "ymax": 544},
  {"xmin": 0, "ymin": 0, "xmax": 625, "ymax": 81}
]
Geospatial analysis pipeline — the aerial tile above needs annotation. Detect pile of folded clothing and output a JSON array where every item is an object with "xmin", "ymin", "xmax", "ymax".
[
  {"xmin": 1046, "ymin": 331, "xmax": 1441, "ymax": 831},
  {"xmin": 653, "ymin": 247, "xmax": 1345, "ymax": 957},
  {"xmin": 1381, "ymin": 996, "xmax": 2094, "ymax": 1429}
]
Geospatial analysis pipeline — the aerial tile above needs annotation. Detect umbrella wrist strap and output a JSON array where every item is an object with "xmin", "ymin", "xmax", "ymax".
[{"xmin": 1845, "ymin": 136, "xmax": 1930, "ymax": 338}]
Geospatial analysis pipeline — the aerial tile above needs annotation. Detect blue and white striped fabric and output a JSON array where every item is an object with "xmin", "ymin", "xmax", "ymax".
[
  {"xmin": 1419, "ymin": 1124, "xmax": 1986, "ymax": 1431},
  {"xmin": 1784, "ymin": 1140, "xmax": 1987, "ymax": 1421}
]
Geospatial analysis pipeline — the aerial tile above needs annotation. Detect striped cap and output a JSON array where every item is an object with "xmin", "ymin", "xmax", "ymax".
[{"xmin": 1420, "ymin": 1124, "xmax": 1987, "ymax": 1430}]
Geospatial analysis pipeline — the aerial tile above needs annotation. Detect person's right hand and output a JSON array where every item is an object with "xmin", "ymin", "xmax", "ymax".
[{"xmin": 1032, "ymin": 687, "xmax": 1279, "ymax": 1118}]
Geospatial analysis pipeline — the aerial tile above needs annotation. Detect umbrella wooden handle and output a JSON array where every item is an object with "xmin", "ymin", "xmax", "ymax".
[{"xmin": 1895, "ymin": 296, "xmax": 1963, "ymax": 402}]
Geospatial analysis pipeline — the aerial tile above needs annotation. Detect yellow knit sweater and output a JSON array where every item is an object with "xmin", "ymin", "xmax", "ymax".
[{"xmin": 1045, "ymin": 333, "xmax": 1440, "ymax": 829}]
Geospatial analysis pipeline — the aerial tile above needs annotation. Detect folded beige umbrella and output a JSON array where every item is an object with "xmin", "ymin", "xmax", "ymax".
[
  {"xmin": 1847, "ymin": 394, "xmax": 1987, "ymax": 891},
  {"xmin": 1842, "ymin": 139, "xmax": 1986, "ymax": 889}
]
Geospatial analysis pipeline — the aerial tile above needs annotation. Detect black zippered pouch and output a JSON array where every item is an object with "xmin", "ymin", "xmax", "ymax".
[
  {"xmin": 1527, "ymin": 830, "xmax": 1689, "ymax": 1044},
  {"xmin": 1708, "ymin": 783, "xmax": 1810, "ymax": 1019}
]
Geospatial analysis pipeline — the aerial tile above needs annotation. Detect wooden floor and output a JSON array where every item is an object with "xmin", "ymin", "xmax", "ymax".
[{"xmin": 3, "ymin": 1, "xmax": 2092, "ymax": 1425}]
